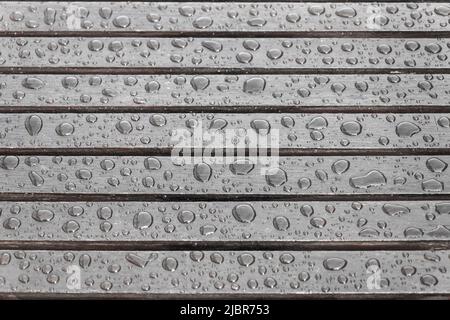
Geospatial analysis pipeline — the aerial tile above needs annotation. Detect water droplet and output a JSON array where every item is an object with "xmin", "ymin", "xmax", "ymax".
[
  {"xmin": 133, "ymin": 212, "xmax": 153, "ymax": 230},
  {"xmin": 62, "ymin": 220, "xmax": 80, "ymax": 233},
  {"xmin": 29, "ymin": 171, "xmax": 44, "ymax": 186},
  {"xmin": 56, "ymin": 123, "xmax": 75, "ymax": 136},
  {"xmin": 61, "ymin": 76, "xmax": 79, "ymax": 90},
  {"xmin": 162, "ymin": 257, "xmax": 178, "ymax": 272},
  {"xmin": 3, "ymin": 217, "xmax": 21, "ymax": 230},
  {"xmin": 193, "ymin": 17, "xmax": 213, "ymax": 29},
  {"xmin": 201, "ymin": 40, "xmax": 222, "ymax": 53},
  {"xmin": 341, "ymin": 121, "xmax": 362, "ymax": 136},
  {"xmin": 32, "ymin": 209, "xmax": 54, "ymax": 222},
  {"xmin": 250, "ymin": 119, "xmax": 270, "ymax": 135},
  {"xmin": 232, "ymin": 204, "xmax": 256, "ymax": 223},
  {"xmin": 395, "ymin": 122, "xmax": 421, "ymax": 137},
  {"xmin": 273, "ymin": 216, "xmax": 290, "ymax": 231},
  {"xmin": 0, "ymin": 156, "xmax": 19, "ymax": 170},
  {"xmin": 193, "ymin": 162, "xmax": 212, "ymax": 182},
  {"xmin": 350, "ymin": 170, "xmax": 387, "ymax": 189},
  {"xmin": 331, "ymin": 159, "xmax": 350, "ymax": 174},
  {"xmin": 382, "ymin": 204, "xmax": 410, "ymax": 216},
  {"xmin": 230, "ymin": 159, "xmax": 254, "ymax": 175},
  {"xmin": 237, "ymin": 253, "xmax": 255, "ymax": 267},
  {"xmin": 116, "ymin": 120, "xmax": 133, "ymax": 134},
  {"xmin": 426, "ymin": 158, "xmax": 448, "ymax": 173},
  {"xmin": 25, "ymin": 115, "xmax": 43, "ymax": 136},
  {"xmin": 335, "ymin": 7, "xmax": 357, "ymax": 18},
  {"xmin": 126, "ymin": 253, "xmax": 148, "ymax": 268},
  {"xmin": 323, "ymin": 257, "xmax": 347, "ymax": 271},
  {"xmin": 307, "ymin": 116, "xmax": 328, "ymax": 130},
  {"xmin": 265, "ymin": 168, "xmax": 287, "ymax": 187},
  {"xmin": 22, "ymin": 77, "xmax": 45, "ymax": 90},
  {"xmin": 422, "ymin": 179, "xmax": 444, "ymax": 192},
  {"xmin": 420, "ymin": 274, "xmax": 438, "ymax": 286},
  {"xmin": 113, "ymin": 15, "xmax": 131, "ymax": 28},
  {"xmin": 243, "ymin": 77, "xmax": 266, "ymax": 94},
  {"xmin": 191, "ymin": 76, "xmax": 210, "ymax": 91}
]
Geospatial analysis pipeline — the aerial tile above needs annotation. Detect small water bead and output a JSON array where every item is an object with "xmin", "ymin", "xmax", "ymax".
[{"xmin": 237, "ymin": 253, "xmax": 255, "ymax": 267}]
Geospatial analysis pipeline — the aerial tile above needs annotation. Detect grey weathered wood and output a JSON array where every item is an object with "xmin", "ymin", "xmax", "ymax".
[
  {"xmin": 0, "ymin": 37, "xmax": 449, "ymax": 70},
  {"xmin": 1, "ymin": 2, "xmax": 450, "ymax": 33},
  {"xmin": 0, "ymin": 155, "xmax": 448, "ymax": 195},
  {"xmin": 0, "ymin": 113, "xmax": 448, "ymax": 150},
  {"xmin": 0, "ymin": 201, "xmax": 449, "ymax": 244},
  {"xmin": 0, "ymin": 250, "xmax": 448, "ymax": 297},
  {"xmin": 0, "ymin": 74, "xmax": 449, "ymax": 108}
]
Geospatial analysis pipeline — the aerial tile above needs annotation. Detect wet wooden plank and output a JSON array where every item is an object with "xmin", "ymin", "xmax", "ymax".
[
  {"xmin": 0, "ymin": 74, "xmax": 448, "ymax": 108},
  {"xmin": 0, "ymin": 113, "xmax": 448, "ymax": 150},
  {"xmin": 0, "ymin": 201, "xmax": 449, "ymax": 245},
  {"xmin": 0, "ymin": 155, "xmax": 448, "ymax": 195},
  {"xmin": 1, "ymin": 2, "xmax": 450, "ymax": 34},
  {"xmin": 0, "ymin": 250, "xmax": 448, "ymax": 297},
  {"xmin": 0, "ymin": 37, "xmax": 449, "ymax": 70}
]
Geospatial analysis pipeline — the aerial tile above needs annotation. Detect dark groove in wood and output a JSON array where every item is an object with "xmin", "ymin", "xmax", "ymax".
[
  {"xmin": 0, "ymin": 193, "xmax": 449, "ymax": 202},
  {"xmin": 2, "ymin": 31, "xmax": 450, "ymax": 38},
  {"xmin": 1, "ymin": 148, "xmax": 450, "ymax": 156},
  {"xmin": 0, "ymin": 240, "xmax": 449, "ymax": 251},
  {"xmin": 1, "ymin": 106, "xmax": 449, "ymax": 114},
  {"xmin": 3, "ymin": 67, "xmax": 450, "ymax": 75}
]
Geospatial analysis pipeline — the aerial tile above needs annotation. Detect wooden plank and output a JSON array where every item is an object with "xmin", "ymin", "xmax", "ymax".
[
  {"xmin": 0, "ymin": 37, "xmax": 449, "ymax": 70},
  {"xmin": 0, "ymin": 250, "xmax": 449, "ymax": 297},
  {"xmin": 0, "ymin": 201, "xmax": 449, "ymax": 245},
  {"xmin": 1, "ymin": 2, "xmax": 450, "ymax": 34},
  {"xmin": 0, "ymin": 113, "xmax": 449, "ymax": 150},
  {"xmin": 0, "ymin": 74, "xmax": 449, "ymax": 108},
  {"xmin": 0, "ymin": 155, "xmax": 449, "ymax": 195}
]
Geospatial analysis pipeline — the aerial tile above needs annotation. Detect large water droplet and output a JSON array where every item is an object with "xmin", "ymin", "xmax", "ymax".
[
  {"xmin": 323, "ymin": 257, "xmax": 347, "ymax": 271},
  {"xmin": 350, "ymin": 170, "xmax": 387, "ymax": 189},
  {"xmin": 193, "ymin": 162, "xmax": 212, "ymax": 182},
  {"xmin": 232, "ymin": 204, "xmax": 256, "ymax": 223}
]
